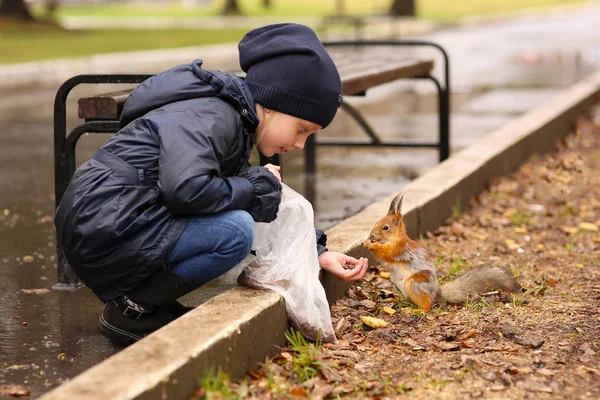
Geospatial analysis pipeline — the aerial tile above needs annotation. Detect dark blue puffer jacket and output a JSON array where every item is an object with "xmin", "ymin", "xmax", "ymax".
[{"xmin": 55, "ymin": 60, "xmax": 300, "ymax": 302}]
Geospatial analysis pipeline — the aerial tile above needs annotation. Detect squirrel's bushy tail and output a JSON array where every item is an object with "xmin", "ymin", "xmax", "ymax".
[{"xmin": 440, "ymin": 263, "xmax": 521, "ymax": 304}]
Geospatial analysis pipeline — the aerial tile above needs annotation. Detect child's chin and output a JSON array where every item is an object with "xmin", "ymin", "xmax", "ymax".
[{"xmin": 261, "ymin": 149, "xmax": 276, "ymax": 157}]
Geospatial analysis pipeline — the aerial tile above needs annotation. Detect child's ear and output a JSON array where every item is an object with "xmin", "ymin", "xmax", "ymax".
[{"xmin": 387, "ymin": 193, "xmax": 404, "ymax": 217}]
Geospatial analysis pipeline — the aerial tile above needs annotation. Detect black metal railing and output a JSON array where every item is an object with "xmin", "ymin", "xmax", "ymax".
[{"xmin": 302, "ymin": 40, "xmax": 450, "ymax": 203}]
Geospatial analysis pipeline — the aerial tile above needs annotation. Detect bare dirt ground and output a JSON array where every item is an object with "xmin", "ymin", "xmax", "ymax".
[{"xmin": 188, "ymin": 105, "xmax": 600, "ymax": 399}]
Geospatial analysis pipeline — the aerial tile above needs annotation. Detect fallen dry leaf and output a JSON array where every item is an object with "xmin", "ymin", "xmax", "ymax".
[
  {"xmin": 581, "ymin": 366, "xmax": 600, "ymax": 375},
  {"xmin": 318, "ymin": 365, "xmax": 343, "ymax": 383},
  {"xmin": 382, "ymin": 306, "xmax": 396, "ymax": 315},
  {"xmin": 21, "ymin": 288, "xmax": 50, "ymax": 295},
  {"xmin": 379, "ymin": 271, "xmax": 390, "ymax": 279},
  {"xmin": 359, "ymin": 316, "xmax": 388, "ymax": 329},
  {"xmin": 516, "ymin": 378, "xmax": 553, "ymax": 393},
  {"xmin": 505, "ymin": 239, "xmax": 520, "ymax": 250},
  {"xmin": 359, "ymin": 299, "xmax": 377, "ymax": 309},
  {"xmin": 436, "ymin": 341, "xmax": 460, "ymax": 351},
  {"xmin": 310, "ymin": 380, "xmax": 334, "ymax": 400},
  {"xmin": 500, "ymin": 322, "xmax": 545, "ymax": 349},
  {"xmin": 461, "ymin": 329, "xmax": 478, "ymax": 339},
  {"xmin": 0, "ymin": 385, "xmax": 30, "ymax": 397},
  {"xmin": 578, "ymin": 222, "xmax": 598, "ymax": 232},
  {"xmin": 472, "ymin": 232, "xmax": 488, "ymax": 240},
  {"xmin": 331, "ymin": 383, "xmax": 356, "ymax": 396},
  {"xmin": 561, "ymin": 226, "xmax": 578, "ymax": 234},
  {"xmin": 490, "ymin": 383, "xmax": 507, "ymax": 391},
  {"xmin": 334, "ymin": 317, "xmax": 350, "ymax": 336},
  {"xmin": 508, "ymin": 366, "xmax": 533, "ymax": 375},
  {"xmin": 537, "ymin": 368, "xmax": 559, "ymax": 376},
  {"xmin": 555, "ymin": 175, "xmax": 572, "ymax": 184},
  {"xmin": 288, "ymin": 385, "xmax": 308, "ymax": 397},
  {"xmin": 579, "ymin": 343, "xmax": 596, "ymax": 357}
]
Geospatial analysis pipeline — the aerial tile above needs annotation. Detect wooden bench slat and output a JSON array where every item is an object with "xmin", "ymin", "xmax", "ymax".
[
  {"xmin": 330, "ymin": 51, "xmax": 376, "ymax": 68},
  {"xmin": 78, "ymin": 90, "xmax": 131, "ymax": 120},
  {"xmin": 336, "ymin": 57, "xmax": 428, "ymax": 78},
  {"xmin": 341, "ymin": 59, "xmax": 433, "ymax": 95},
  {"xmin": 77, "ymin": 55, "xmax": 434, "ymax": 121}
]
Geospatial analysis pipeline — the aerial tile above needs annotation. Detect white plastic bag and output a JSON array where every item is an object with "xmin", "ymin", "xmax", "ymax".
[{"xmin": 237, "ymin": 184, "xmax": 336, "ymax": 343}]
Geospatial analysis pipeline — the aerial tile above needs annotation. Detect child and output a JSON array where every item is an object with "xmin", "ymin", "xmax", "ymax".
[{"xmin": 54, "ymin": 23, "xmax": 368, "ymax": 346}]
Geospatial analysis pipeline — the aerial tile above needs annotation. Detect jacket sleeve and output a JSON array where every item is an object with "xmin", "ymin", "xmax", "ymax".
[
  {"xmin": 316, "ymin": 229, "xmax": 328, "ymax": 256},
  {"xmin": 155, "ymin": 102, "xmax": 280, "ymax": 221}
]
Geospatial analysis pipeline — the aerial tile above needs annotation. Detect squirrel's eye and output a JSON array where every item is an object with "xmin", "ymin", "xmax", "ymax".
[{"xmin": 383, "ymin": 225, "xmax": 389, "ymax": 230}]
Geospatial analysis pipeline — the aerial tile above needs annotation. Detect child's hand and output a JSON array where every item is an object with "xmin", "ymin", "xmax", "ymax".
[
  {"xmin": 263, "ymin": 164, "xmax": 282, "ymax": 185},
  {"xmin": 318, "ymin": 251, "xmax": 368, "ymax": 281}
]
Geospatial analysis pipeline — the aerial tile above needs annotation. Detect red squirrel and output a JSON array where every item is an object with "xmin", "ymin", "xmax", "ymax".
[{"xmin": 363, "ymin": 193, "xmax": 521, "ymax": 311}]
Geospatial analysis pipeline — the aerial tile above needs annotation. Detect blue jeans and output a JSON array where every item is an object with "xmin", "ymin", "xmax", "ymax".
[{"xmin": 167, "ymin": 210, "xmax": 254, "ymax": 285}]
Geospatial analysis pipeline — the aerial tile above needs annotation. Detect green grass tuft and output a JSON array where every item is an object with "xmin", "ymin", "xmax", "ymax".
[{"xmin": 284, "ymin": 328, "xmax": 324, "ymax": 382}]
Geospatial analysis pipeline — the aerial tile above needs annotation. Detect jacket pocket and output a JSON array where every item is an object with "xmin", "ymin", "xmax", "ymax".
[{"xmin": 112, "ymin": 186, "xmax": 159, "ymax": 236}]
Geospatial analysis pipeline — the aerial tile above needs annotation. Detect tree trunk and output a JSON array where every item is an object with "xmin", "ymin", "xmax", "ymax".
[
  {"xmin": 0, "ymin": 0, "xmax": 36, "ymax": 20},
  {"xmin": 335, "ymin": 0, "xmax": 344, "ymax": 16},
  {"xmin": 222, "ymin": 0, "xmax": 242, "ymax": 15},
  {"xmin": 389, "ymin": 0, "xmax": 415, "ymax": 17},
  {"xmin": 262, "ymin": 0, "xmax": 272, "ymax": 8},
  {"xmin": 45, "ymin": 0, "xmax": 59, "ymax": 17}
]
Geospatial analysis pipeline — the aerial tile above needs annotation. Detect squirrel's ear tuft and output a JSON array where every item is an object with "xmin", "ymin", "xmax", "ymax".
[{"xmin": 388, "ymin": 193, "xmax": 404, "ymax": 215}]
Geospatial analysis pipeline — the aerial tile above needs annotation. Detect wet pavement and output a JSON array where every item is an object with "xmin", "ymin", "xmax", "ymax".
[{"xmin": 2, "ymin": 5, "xmax": 600, "ymax": 397}]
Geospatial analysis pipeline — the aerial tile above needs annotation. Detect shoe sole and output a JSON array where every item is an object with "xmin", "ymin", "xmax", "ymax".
[{"xmin": 98, "ymin": 314, "xmax": 142, "ymax": 347}]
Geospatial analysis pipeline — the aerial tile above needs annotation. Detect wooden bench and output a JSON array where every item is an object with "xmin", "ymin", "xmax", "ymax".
[
  {"xmin": 77, "ymin": 56, "xmax": 434, "ymax": 120},
  {"xmin": 54, "ymin": 40, "xmax": 450, "ymax": 286}
]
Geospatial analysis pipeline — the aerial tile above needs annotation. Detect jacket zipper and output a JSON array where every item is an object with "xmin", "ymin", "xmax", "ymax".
[{"xmin": 231, "ymin": 78, "xmax": 256, "ymax": 124}]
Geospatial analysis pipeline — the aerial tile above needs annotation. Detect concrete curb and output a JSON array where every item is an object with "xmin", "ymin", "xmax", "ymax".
[
  {"xmin": 39, "ymin": 67, "xmax": 600, "ymax": 399},
  {"xmin": 41, "ymin": 288, "xmax": 287, "ymax": 400}
]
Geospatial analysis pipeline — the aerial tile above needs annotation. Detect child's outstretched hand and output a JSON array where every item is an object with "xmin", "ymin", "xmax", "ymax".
[{"xmin": 318, "ymin": 251, "xmax": 368, "ymax": 281}]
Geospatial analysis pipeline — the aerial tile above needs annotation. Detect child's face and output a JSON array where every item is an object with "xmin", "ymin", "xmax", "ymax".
[{"xmin": 256, "ymin": 111, "xmax": 321, "ymax": 157}]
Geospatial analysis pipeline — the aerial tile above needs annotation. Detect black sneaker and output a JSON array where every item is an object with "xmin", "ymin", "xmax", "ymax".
[{"xmin": 98, "ymin": 296, "xmax": 180, "ymax": 346}]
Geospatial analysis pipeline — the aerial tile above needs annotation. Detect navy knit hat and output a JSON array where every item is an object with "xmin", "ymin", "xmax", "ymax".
[{"xmin": 238, "ymin": 23, "xmax": 343, "ymax": 129}]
